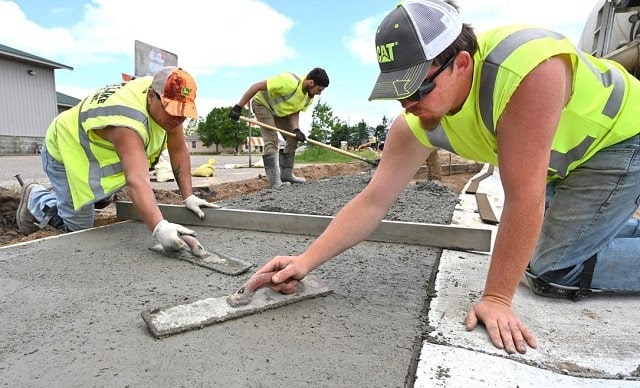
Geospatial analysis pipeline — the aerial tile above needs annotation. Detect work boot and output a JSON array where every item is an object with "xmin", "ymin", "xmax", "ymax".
[
  {"xmin": 39, "ymin": 205, "xmax": 69, "ymax": 233},
  {"xmin": 279, "ymin": 151, "xmax": 306, "ymax": 184},
  {"xmin": 16, "ymin": 183, "xmax": 40, "ymax": 235},
  {"xmin": 95, "ymin": 194, "xmax": 115, "ymax": 210},
  {"xmin": 262, "ymin": 154, "xmax": 287, "ymax": 189}
]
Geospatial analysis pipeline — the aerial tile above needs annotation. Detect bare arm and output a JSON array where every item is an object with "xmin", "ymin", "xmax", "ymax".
[
  {"xmin": 258, "ymin": 114, "xmax": 432, "ymax": 281},
  {"xmin": 236, "ymin": 80, "xmax": 267, "ymax": 108},
  {"xmin": 165, "ymin": 127, "xmax": 194, "ymax": 199},
  {"xmin": 289, "ymin": 111, "xmax": 300, "ymax": 129},
  {"xmin": 466, "ymin": 55, "xmax": 572, "ymax": 353}
]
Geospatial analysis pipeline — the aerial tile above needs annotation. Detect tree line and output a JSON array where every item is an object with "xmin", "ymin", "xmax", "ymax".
[{"xmin": 192, "ymin": 101, "xmax": 391, "ymax": 153}]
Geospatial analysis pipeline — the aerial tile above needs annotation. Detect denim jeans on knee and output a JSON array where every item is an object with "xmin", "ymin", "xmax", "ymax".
[
  {"xmin": 529, "ymin": 134, "xmax": 640, "ymax": 291},
  {"xmin": 28, "ymin": 145, "xmax": 96, "ymax": 231}
]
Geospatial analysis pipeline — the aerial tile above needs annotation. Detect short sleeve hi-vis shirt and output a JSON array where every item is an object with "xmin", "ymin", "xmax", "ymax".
[
  {"xmin": 253, "ymin": 72, "xmax": 313, "ymax": 117},
  {"xmin": 45, "ymin": 77, "xmax": 167, "ymax": 210},
  {"xmin": 405, "ymin": 25, "xmax": 640, "ymax": 182}
]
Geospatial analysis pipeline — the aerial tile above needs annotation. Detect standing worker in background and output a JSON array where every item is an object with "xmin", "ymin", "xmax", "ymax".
[
  {"xmin": 16, "ymin": 66, "xmax": 217, "ymax": 252},
  {"xmin": 229, "ymin": 68, "xmax": 330, "ymax": 189},
  {"xmin": 251, "ymin": 0, "xmax": 640, "ymax": 355}
]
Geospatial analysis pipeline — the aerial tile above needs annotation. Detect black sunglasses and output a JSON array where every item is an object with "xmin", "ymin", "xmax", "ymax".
[{"xmin": 402, "ymin": 54, "xmax": 456, "ymax": 102}]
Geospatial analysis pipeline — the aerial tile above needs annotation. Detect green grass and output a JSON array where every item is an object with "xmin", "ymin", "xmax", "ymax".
[{"xmin": 295, "ymin": 145, "xmax": 378, "ymax": 163}]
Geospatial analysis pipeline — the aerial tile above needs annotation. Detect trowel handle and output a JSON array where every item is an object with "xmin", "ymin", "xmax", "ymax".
[
  {"xmin": 236, "ymin": 271, "xmax": 278, "ymax": 295},
  {"xmin": 180, "ymin": 234, "xmax": 206, "ymax": 256},
  {"xmin": 227, "ymin": 271, "xmax": 279, "ymax": 307}
]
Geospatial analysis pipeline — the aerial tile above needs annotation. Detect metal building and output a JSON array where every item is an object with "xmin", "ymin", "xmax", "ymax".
[{"xmin": 0, "ymin": 43, "xmax": 73, "ymax": 155}]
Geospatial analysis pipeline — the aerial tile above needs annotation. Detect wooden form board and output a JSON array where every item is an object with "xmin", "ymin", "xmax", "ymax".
[
  {"xmin": 116, "ymin": 202, "xmax": 493, "ymax": 252},
  {"xmin": 464, "ymin": 164, "xmax": 500, "ymax": 225},
  {"xmin": 474, "ymin": 193, "xmax": 499, "ymax": 225},
  {"xmin": 465, "ymin": 165, "xmax": 495, "ymax": 194}
]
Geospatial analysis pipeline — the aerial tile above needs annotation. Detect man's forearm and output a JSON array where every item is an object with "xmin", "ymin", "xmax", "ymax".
[
  {"xmin": 128, "ymin": 177, "xmax": 163, "ymax": 231},
  {"xmin": 171, "ymin": 158, "xmax": 194, "ymax": 199},
  {"xmin": 289, "ymin": 112, "xmax": 300, "ymax": 130},
  {"xmin": 483, "ymin": 201, "xmax": 544, "ymax": 304},
  {"xmin": 166, "ymin": 132, "xmax": 194, "ymax": 198}
]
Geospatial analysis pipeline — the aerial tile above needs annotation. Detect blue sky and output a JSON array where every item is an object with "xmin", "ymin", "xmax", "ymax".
[{"xmin": 2, "ymin": 0, "xmax": 597, "ymax": 130}]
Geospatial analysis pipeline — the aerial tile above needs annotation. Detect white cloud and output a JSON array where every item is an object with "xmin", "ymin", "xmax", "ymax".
[
  {"xmin": 0, "ymin": 1, "xmax": 76, "ymax": 55},
  {"xmin": 458, "ymin": 0, "xmax": 595, "ymax": 44},
  {"xmin": 345, "ymin": 15, "xmax": 382, "ymax": 65},
  {"xmin": 343, "ymin": 0, "xmax": 597, "ymax": 65},
  {"xmin": 0, "ymin": 0, "xmax": 296, "ymax": 76}
]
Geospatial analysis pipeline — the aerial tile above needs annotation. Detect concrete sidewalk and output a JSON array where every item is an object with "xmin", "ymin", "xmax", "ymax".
[
  {"xmin": 0, "ymin": 154, "xmax": 266, "ymax": 189},
  {"xmin": 415, "ymin": 166, "xmax": 640, "ymax": 387}
]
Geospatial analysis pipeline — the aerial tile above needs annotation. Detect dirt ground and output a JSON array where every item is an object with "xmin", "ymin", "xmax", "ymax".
[{"xmin": 0, "ymin": 162, "xmax": 477, "ymax": 247}]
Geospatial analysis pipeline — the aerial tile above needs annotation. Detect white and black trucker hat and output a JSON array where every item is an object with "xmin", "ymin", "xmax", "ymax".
[{"xmin": 369, "ymin": 0, "xmax": 462, "ymax": 100}]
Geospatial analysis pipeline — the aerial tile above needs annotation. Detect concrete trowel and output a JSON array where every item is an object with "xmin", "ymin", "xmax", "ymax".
[
  {"xmin": 149, "ymin": 234, "xmax": 253, "ymax": 276},
  {"xmin": 141, "ymin": 272, "xmax": 332, "ymax": 338}
]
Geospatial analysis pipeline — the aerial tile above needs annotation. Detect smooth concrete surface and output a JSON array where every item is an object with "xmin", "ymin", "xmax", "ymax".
[
  {"xmin": 418, "ymin": 166, "xmax": 640, "ymax": 387},
  {"xmin": 0, "ymin": 222, "xmax": 439, "ymax": 387},
  {"xmin": 416, "ymin": 344, "xmax": 637, "ymax": 387}
]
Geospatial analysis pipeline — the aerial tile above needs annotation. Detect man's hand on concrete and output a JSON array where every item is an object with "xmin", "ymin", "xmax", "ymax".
[
  {"xmin": 254, "ymin": 255, "xmax": 310, "ymax": 294},
  {"xmin": 152, "ymin": 220, "xmax": 196, "ymax": 251},
  {"xmin": 465, "ymin": 297, "xmax": 537, "ymax": 354},
  {"xmin": 184, "ymin": 194, "xmax": 220, "ymax": 219}
]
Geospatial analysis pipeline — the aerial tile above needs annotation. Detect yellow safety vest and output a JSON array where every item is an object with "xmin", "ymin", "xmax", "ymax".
[
  {"xmin": 253, "ymin": 72, "xmax": 313, "ymax": 117},
  {"xmin": 45, "ymin": 77, "xmax": 166, "ymax": 210},
  {"xmin": 406, "ymin": 25, "xmax": 640, "ymax": 181}
]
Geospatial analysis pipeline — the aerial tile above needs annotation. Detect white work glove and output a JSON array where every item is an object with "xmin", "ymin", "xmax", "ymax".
[
  {"xmin": 184, "ymin": 194, "xmax": 220, "ymax": 219},
  {"xmin": 152, "ymin": 220, "xmax": 196, "ymax": 251}
]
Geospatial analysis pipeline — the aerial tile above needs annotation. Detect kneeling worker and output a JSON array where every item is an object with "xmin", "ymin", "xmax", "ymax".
[{"xmin": 16, "ymin": 66, "xmax": 217, "ymax": 252}]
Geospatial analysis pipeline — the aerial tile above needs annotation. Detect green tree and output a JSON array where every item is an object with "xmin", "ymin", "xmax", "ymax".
[
  {"xmin": 328, "ymin": 120, "xmax": 371, "ymax": 149},
  {"xmin": 375, "ymin": 115, "xmax": 390, "ymax": 149},
  {"xmin": 329, "ymin": 121, "xmax": 350, "ymax": 148},
  {"xmin": 309, "ymin": 100, "xmax": 337, "ymax": 143},
  {"xmin": 352, "ymin": 119, "xmax": 371, "ymax": 146},
  {"xmin": 183, "ymin": 117, "xmax": 202, "ymax": 137},
  {"xmin": 197, "ymin": 106, "xmax": 250, "ymax": 153}
]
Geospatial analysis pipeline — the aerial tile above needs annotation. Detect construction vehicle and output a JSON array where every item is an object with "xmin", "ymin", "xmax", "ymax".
[
  {"xmin": 356, "ymin": 135, "xmax": 379, "ymax": 152},
  {"xmin": 579, "ymin": 0, "xmax": 640, "ymax": 77}
]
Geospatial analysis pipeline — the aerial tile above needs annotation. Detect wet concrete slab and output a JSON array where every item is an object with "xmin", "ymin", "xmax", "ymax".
[
  {"xmin": 0, "ymin": 221, "xmax": 438, "ymax": 387},
  {"xmin": 4, "ymin": 162, "xmax": 638, "ymax": 386}
]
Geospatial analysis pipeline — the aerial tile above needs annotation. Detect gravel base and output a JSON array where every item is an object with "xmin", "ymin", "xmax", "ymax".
[{"xmin": 220, "ymin": 173, "xmax": 458, "ymax": 224}]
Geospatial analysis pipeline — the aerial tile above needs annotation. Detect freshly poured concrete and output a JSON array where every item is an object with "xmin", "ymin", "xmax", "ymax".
[
  {"xmin": 2, "ymin": 166, "xmax": 639, "ymax": 386},
  {"xmin": 0, "ymin": 222, "xmax": 438, "ymax": 386}
]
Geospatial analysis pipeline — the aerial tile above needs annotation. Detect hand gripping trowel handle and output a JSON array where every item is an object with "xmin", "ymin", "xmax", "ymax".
[{"xmin": 226, "ymin": 271, "xmax": 278, "ymax": 307}]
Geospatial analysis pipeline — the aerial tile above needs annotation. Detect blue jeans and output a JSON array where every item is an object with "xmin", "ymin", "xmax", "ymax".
[
  {"xmin": 529, "ymin": 134, "xmax": 640, "ymax": 291},
  {"xmin": 27, "ymin": 145, "xmax": 99, "ymax": 231}
]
